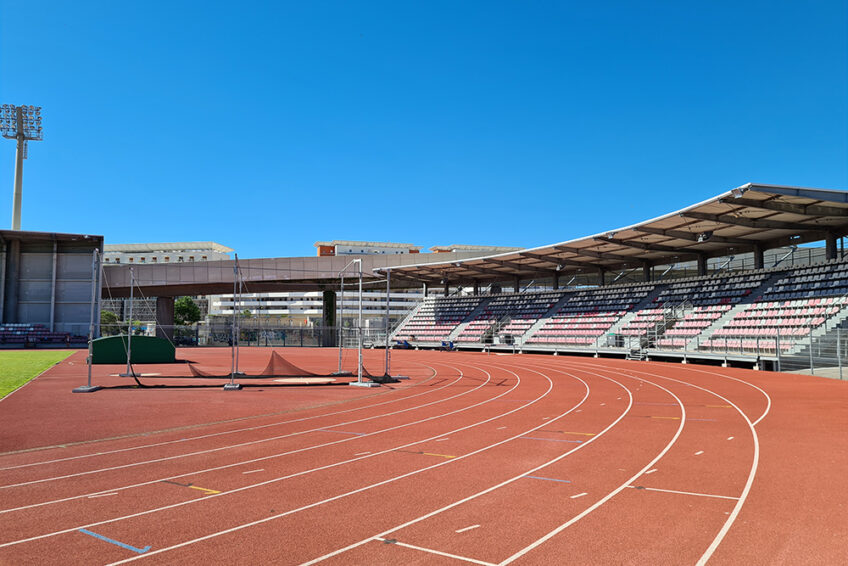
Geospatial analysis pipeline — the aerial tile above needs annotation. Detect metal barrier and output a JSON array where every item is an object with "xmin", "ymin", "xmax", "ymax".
[
  {"xmin": 126, "ymin": 324, "xmax": 389, "ymax": 350},
  {"xmin": 114, "ymin": 322, "xmax": 847, "ymax": 379}
]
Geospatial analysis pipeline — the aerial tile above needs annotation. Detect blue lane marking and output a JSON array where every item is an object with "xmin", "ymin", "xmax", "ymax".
[
  {"xmin": 524, "ymin": 475, "xmax": 572, "ymax": 483},
  {"xmin": 79, "ymin": 529, "xmax": 151, "ymax": 554},
  {"xmin": 519, "ymin": 436, "xmax": 583, "ymax": 443},
  {"xmin": 319, "ymin": 429, "xmax": 365, "ymax": 436}
]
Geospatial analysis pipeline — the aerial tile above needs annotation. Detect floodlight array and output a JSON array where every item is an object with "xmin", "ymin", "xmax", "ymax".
[{"xmin": 0, "ymin": 104, "xmax": 43, "ymax": 141}]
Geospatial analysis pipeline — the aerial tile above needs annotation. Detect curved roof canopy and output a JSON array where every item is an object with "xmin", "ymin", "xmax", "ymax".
[{"xmin": 379, "ymin": 184, "xmax": 848, "ymax": 284}]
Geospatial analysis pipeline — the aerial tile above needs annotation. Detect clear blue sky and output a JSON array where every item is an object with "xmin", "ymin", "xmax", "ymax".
[{"xmin": 1, "ymin": 1, "xmax": 846, "ymax": 258}]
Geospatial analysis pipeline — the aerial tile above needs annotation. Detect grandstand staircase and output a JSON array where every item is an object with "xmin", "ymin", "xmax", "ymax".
[
  {"xmin": 448, "ymin": 297, "xmax": 494, "ymax": 341},
  {"xmin": 786, "ymin": 295, "xmax": 848, "ymax": 357},
  {"xmin": 483, "ymin": 315, "xmax": 512, "ymax": 344},
  {"xmin": 640, "ymin": 300, "xmax": 692, "ymax": 350},
  {"xmin": 683, "ymin": 303, "xmax": 746, "ymax": 350},
  {"xmin": 688, "ymin": 271, "xmax": 787, "ymax": 350},
  {"xmin": 388, "ymin": 300, "xmax": 427, "ymax": 342},
  {"xmin": 519, "ymin": 293, "xmax": 573, "ymax": 346},
  {"xmin": 591, "ymin": 285, "xmax": 666, "ymax": 349},
  {"xmin": 624, "ymin": 300, "xmax": 692, "ymax": 360}
]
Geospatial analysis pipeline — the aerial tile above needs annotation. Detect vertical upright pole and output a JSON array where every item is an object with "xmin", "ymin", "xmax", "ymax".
[
  {"xmin": 838, "ymin": 327, "xmax": 843, "ymax": 380},
  {"xmin": 357, "ymin": 259, "xmax": 363, "ymax": 383},
  {"xmin": 74, "ymin": 249, "xmax": 101, "ymax": 392},
  {"xmin": 11, "ymin": 107, "xmax": 24, "ymax": 231},
  {"xmin": 235, "ymin": 259, "xmax": 241, "ymax": 372},
  {"xmin": 122, "ymin": 267, "xmax": 134, "ymax": 376},
  {"xmin": 225, "ymin": 255, "xmax": 242, "ymax": 390},
  {"xmin": 231, "ymin": 258, "xmax": 237, "ymax": 378},
  {"xmin": 337, "ymin": 272, "xmax": 344, "ymax": 374},
  {"xmin": 809, "ymin": 324, "xmax": 814, "ymax": 375},
  {"xmin": 88, "ymin": 250, "xmax": 97, "ymax": 384},
  {"xmin": 776, "ymin": 327, "xmax": 782, "ymax": 372},
  {"xmin": 385, "ymin": 269, "xmax": 391, "ymax": 376}
]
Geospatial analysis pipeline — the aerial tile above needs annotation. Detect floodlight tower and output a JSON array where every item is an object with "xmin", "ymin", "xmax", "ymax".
[{"xmin": 0, "ymin": 104, "xmax": 43, "ymax": 230}]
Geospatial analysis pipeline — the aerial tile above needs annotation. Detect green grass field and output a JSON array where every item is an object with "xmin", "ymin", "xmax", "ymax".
[{"xmin": 0, "ymin": 351, "xmax": 74, "ymax": 399}]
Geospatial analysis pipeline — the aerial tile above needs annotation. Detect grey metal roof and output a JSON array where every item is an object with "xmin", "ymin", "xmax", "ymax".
[{"xmin": 379, "ymin": 183, "xmax": 848, "ymax": 284}]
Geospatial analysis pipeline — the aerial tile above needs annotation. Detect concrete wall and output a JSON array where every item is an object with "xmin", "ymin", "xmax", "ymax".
[{"xmin": 0, "ymin": 231, "xmax": 103, "ymax": 336}]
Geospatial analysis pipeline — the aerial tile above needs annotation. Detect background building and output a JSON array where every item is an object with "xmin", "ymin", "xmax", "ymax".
[
  {"xmin": 1, "ymin": 230, "xmax": 102, "ymax": 343},
  {"xmin": 101, "ymin": 242, "xmax": 234, "ymax": 323},
  {"xmin": 315, "ymin": 240, "xmax": 421, "ymax": 257},
  {"xmin": 103, "ymin": 242, "xmax": 233, "ymax": 265}
]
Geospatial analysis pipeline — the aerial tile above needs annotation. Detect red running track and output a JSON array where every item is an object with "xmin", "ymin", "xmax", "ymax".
[{"xmin": 0, "ymin": 347, "xmax": 846, "ymax": 565}]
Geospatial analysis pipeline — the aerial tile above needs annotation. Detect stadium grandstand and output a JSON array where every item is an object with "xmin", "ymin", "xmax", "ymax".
[{"xmin": 386, "ymin": 183, "xmax": 848, "ymax": 372}]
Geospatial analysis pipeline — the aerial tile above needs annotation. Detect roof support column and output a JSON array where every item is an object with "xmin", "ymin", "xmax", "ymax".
[
  {"xmin": 642, "ymin": 262, "xmax": 651, "ymax": 283},
  {"xmin": 697, "ymin": 255, "xmax": 708, "ymax": 276},
  {"xmin": 422, "ymin": 282, "xmax": 428, "ymax": 298},
  {"xmin": 443, "ymin": 279, "xmax": 449, "ymax": 297},
  {"xmin": 826, "ymin": 232, "xmax": 838, "ymax": 260},
  {"xmin": 598, "ymin": 267, "xmax": 606, "ymax": 287},
  {"xmin": 514, "ymin": 276, "xmax": 521, "ymax": 294},
  {"xmin": 754, "ymin": 243, "xmax": 765, "ymax": 270},
  {"xmin": 552, "ymin": 271, "xmax": 559, "ymax": 290},
  {"xmin": 473, "ymin": 280, "xmax": 479, "ymax": 296},
  {"xmin": 322, "ymin": 290, "xmax": 336, "ymax": 347}
]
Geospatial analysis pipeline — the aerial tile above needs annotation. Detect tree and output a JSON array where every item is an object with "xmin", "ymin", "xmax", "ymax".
[
  {"xmin": 175, "ymin": 296, "xmax": 202, "ymax": 325},
  {"xmin": 100, "ymin": 310, "xmax": 120, "ymax": 336}
]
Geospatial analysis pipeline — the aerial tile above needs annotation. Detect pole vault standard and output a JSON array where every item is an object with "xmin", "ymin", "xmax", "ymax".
[
  {"xmin": 381, "ymin": 268, "xmax": 407, "ymax": 381},
  {"xmin": 335, "ymin": 267, "xmax": 347, "ymax": 376},
  {"xmin": 349, "ymin": 258, "xmax": 378, "ymax": 388},
  {"xmin": 385, "ymin": 269, "xmax": 390, "ymax": 376},
  {"xmin": 119, "ymin": 266, "xmax": 135, "ymax": 377},
  {"xmin": 333, "ymin": 258, "xmax": 364, "ymax": 378},
  {"xmin": 224, "ymin": 254, "xmax": 243, "ymax": 390},
  {"xmin": 74, "ymin": 249, "xmax": 102, "ymax": 393}
]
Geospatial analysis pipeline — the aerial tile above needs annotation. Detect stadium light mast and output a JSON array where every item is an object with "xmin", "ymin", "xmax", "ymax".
[{"xmin": 0, "ymin": 104, "xmax": 43, "ymax": 230}]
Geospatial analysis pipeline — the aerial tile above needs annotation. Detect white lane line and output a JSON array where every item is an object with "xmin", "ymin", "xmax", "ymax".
[
  {"xmin": 301, "ymin": 367, "xmax": 632, "ymax": 566},
  {"xmin": 1, "ymin": 365, "xmax": 480, "ymax": 513},
  {"xmin": 86, "ymin": 493, "xmax": 118, "ymax": 498},
  {"xmin": 1, "ymin": 368, "xmax": 470, "ymax": 490},
  {"xmin": 0, "ymin": 363, "xmax": 441, "ymax": 472},
  {"xmin": 241, "ymin": 469, "xmax": 264, "ymax": 475},
  {"xmin": 114, "ymin": 366, "xmax": 583, "ymax": 566},
  {"xmin": 686, "ymin": 367, "xmax": 772, "ymax": 427},
  {"xmin": 354, "ymin": 452, "xmax": 371, "ymax": 456},
  {"xmin": 695, "ymin": 400, "xmax": 760, "ymax": 564},
  {"xmin": 495, "ymin": 368, "xmax": 686, "ymax": 566},
  {"xmin": 727, "ymin": 436, "xmax": 734, "ymax": 440},
  {"xmin": 378, "ymin": 538, "xmax": 496, "ymax": 565},
  {"xmin": 569, "ymin": 492, "xmax": 588, "ymax": 499},
  {"xmin": 695, "ymin": 450, "xmax": 704, "ymax": 455},
  {"xmin": 455, "ymin": 524, "xmax": 480, "ymax": 533},
  {"xmin": 4, "ymin": 363, "xmax": 529, "ymax": 551},
  {"xmin": 581, "ymin": 362, "xmax": 763, "ymax": 566},
  {"xmin": 644, "ymin": 469, "xmax": 657, "ymax": 475},
  {"xmin": 626, "ymin": 485, "xmax": 739, "ymax": 501}
]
